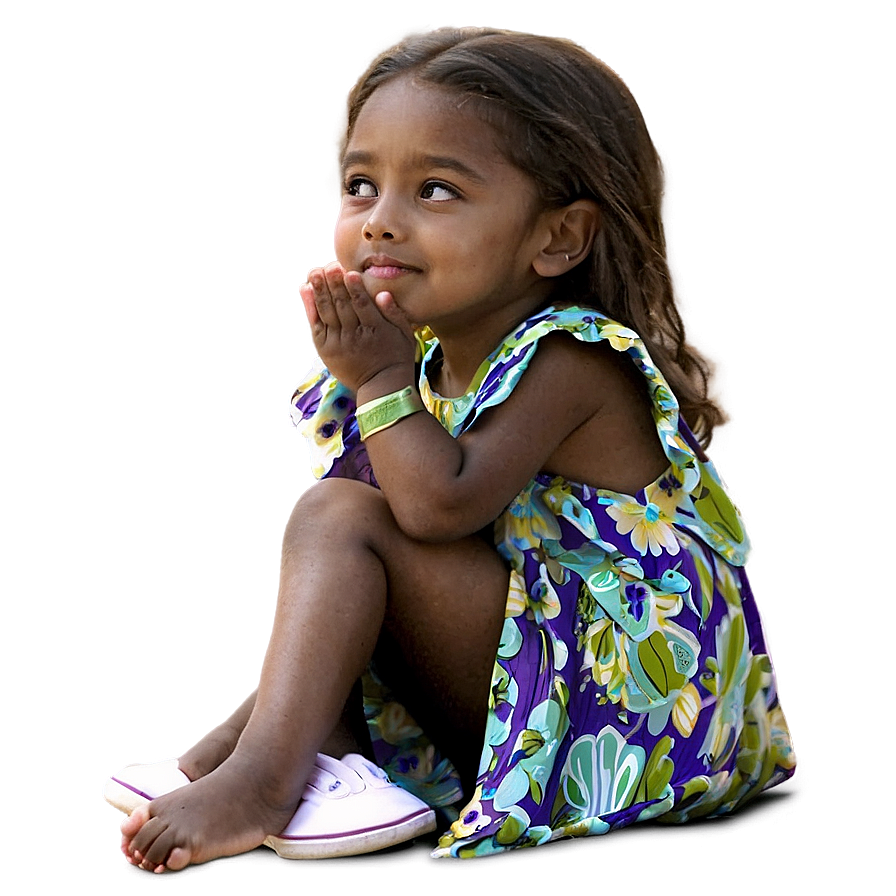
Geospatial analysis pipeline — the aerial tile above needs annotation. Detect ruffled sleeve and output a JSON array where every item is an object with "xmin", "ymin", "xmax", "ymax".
[
  {"xmin": 290, "ymin": 364, "xmax": 376, "ymax": 486},
  {"xmin": 419, "ymin": 305, "xmax": 750, "ymax": 566}
]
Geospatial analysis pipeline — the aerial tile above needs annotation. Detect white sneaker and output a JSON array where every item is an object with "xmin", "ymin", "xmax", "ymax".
[
  {"xmin": 264, "ymin": 754, "xmax": 436, "ymax": 858},
  {"xmin": 104, "ymin": 753, "xmax": 436, "ymax": 859},
  {"xmin": 104, "ymin": 758, "xmax": 189, "ymax": 814}
]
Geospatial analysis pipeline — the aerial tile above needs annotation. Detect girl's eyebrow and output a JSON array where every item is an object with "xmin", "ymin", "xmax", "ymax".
[
  {"xmin": 341, "ymin": 150, "xmax": 487, "ymax": 185},
  {"xmin": 417, "ymin": 154, "xmax": 487, "ymax": 184}
]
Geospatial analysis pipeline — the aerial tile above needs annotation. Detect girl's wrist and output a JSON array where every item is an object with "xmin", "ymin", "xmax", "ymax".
[
  {"xmin": 356, "ymin": 386, "xmax": 425, "ymax": 440},
  {"xmin": 355, "ymin": 364, "xmax": 417, "ymax": 406}
]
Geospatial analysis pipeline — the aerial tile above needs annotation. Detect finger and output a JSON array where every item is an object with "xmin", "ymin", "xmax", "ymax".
[
  {"xmin": 300, "ymin": 282, "xmax": 320, "ymax": 329},
  {"xmin": 308, "ymin": 267, "xmax": 339, "ymax": 328},
  {"xmin": 343, "ymin": 270, "xmax": 384, "ymax": 327},
  {"xmin": 374, "ymin": 291, "xmax": 415, "ymax": 340},
  {"xmin": 323, "ymin": 263, "xmax": 359, "ymax": 330}
]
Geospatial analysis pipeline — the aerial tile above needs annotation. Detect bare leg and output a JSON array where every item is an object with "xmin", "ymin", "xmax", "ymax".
[
  {"xmin": 177, "ymin": 683, "xmax": 369, "ymax": 782},
  {"xmin": 121, "ymin": 478, "xmax": 507, "ymax": 871},
  {"xmin": 176, "ymin": 692, "xmax": 257, "ymax": 781}
]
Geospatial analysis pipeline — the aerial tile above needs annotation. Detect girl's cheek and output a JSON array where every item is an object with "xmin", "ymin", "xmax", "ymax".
[{"xmin": 332, "ymin": 219, "xmax": 353, "ymax": 268}]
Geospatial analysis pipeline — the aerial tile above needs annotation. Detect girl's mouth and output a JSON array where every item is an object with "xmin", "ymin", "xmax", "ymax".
[
  {"xmin": 362, "ymin": 255, "xmax": 417, "ymax": 280},
  {"xmin": 365, "ymin": 265, "xmax": 411, "ymax": 279}
]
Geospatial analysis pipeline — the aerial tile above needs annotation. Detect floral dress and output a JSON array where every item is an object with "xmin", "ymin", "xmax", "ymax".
[{"xmin": 291, "ymin": 305, "xmax": 796, "ymax": 858}]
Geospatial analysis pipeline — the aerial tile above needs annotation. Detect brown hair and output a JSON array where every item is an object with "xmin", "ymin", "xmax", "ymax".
[{"xmin": 345, "ymin": 27, "xmax": 726, "ymax": 445}]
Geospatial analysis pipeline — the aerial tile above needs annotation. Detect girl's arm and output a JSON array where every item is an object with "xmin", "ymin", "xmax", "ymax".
[
  {"xmin": 301, "ymin": 265, "xmax": 604, "ymax": 542},
  {"xmin": 366, "ymin": 340, "xmax": 603, "ymax": 542}
]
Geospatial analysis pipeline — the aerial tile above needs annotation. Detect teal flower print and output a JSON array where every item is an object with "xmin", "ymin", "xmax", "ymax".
[
  {"xmin": 554, "ymin": 726, "xmax": 645, "ymax": 833},
  {"xmin": 492, "ymin": 692, "xmax": 570, "ymax": 811},
  {"xmin": 699, "ymin": 608, "xmax": 751, "ymax": 770}
]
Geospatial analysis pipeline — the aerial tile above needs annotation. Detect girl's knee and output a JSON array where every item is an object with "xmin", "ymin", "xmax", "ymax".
[{"xmin": 283, "ymin": 478, "xmax": 391, "ymax": 548}]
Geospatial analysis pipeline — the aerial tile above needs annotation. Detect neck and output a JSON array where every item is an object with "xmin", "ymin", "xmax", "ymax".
[{"xmin": 427, "ymin": 292, "xmax": 555, "ymax": 397}]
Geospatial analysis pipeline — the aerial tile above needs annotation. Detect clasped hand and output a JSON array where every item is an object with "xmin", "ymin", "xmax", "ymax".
[{"xmin": 300, "ymin": 264, "xmax": 417, "ymax": 394}]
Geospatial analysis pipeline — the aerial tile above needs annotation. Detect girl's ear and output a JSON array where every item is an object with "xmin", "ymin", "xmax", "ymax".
[{"xmin": 533, "ymin": 200, "xmax": 601, "ymax": 277}]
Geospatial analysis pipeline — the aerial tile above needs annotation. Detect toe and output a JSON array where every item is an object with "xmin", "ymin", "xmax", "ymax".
[
  {"xmin": 137, "ymin": 831, "xmax": 193, "ymax": 873},
  {"xmin": 164, "ymin": 846, "xmax": 192, "ymax": 872},
  {"xmin": 129, "ymin": 814, "xmax": 169, "ymax": 861},
  {"xmin": 120, "ymin": 804, "xmax": 150, "ymax": 839}
]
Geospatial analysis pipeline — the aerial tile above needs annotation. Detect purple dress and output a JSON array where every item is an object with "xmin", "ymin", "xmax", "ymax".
[{"xmin": 291, "ymin": 305, "xmax": 796, "ymax": 858}]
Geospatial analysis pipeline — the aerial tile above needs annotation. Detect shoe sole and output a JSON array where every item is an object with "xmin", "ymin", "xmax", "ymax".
[
  {"xmin": 104, "ymin": 776, "xmax": 158, "ymax": 815},
  {"xmin": 263, "ymin": 807, "xmax": 437, "ymax": 858},
  {"xmin": 105, "ymin": 777, "xmax": 437, "ymax": 859}
]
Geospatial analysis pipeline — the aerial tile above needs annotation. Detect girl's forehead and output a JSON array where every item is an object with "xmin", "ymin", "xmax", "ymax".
[{"xmin": 343, "ymin": 77, "xmax": 508, "ymax": 168}]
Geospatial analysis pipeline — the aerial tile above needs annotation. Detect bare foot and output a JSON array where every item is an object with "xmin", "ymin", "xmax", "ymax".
[{"xmin": 120, "ymin": 756, "xmax": 301, "ymax": 872}]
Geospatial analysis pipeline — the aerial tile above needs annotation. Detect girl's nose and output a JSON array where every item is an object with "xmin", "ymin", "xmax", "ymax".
[
  {"xmin": 363, "ymin": 219, "xmax": 394, "ymax": 241},
  {"xmin": 362, "ymin": 196, "xmax": 400, "ymax": 241}
]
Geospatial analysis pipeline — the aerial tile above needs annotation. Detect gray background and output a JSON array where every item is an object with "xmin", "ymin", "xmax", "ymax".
[{"xmin": 2, "ymin": 0, "xmax": 887, "ymax": 890}]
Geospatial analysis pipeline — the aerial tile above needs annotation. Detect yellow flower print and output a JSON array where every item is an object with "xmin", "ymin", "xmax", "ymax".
[
  {"xmin": 505, "ymin": 570, "xmax": 528, "ymax": 618},
  {"xmin": 450, "ymin": 786, "xmax": 492, "ymax": 839},
  {"xmin": 413, "ymin": 326, "xmax": 436, "ymax": 362},
  {"xmin": 645, "ymin": 471, "xmax": 687, "ymax": 518},
  {"xmin": 292, "ymin": 374, "xmax": 353, "ymax": 479},
  {"xmin": 598, "ymin": 322, "xmax": 639, "ymax": 352},
  {"xmin": 376, "ymin": 701, "xmax": 424, "ymax": 745},
  {"xmin": 506, "ymin": 565, "xmax": 562, "ymax": 623},
  {"xmin": 642, "ymin": 679, "xmax": 703, "ymax": 737},
  {"xmin": 528, "ymin": 565, "xmax": 562, "ymax": 623},
  {"xmin": 497, "ymin": 482, "xmax": 563, "ymax": 553},
  {"xmin": 768, "ymin": 705, "xmax": 797, "ymax": 772},
  {"xmin": 603, "ymin": 497, "xmax": 681, "ymax": 557},
  {"xmin": 671, "ymin": 682, "xmax": 702, "ymax": 737},
  {"xmin": 582, "ymin": 616, "xmax": 629, "ymax": 705}
]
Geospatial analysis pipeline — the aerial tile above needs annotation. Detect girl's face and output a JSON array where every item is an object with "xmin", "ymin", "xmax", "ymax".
[{"xmin": 335, "ymin": 77, "xmax": 555, "ymax": 333}]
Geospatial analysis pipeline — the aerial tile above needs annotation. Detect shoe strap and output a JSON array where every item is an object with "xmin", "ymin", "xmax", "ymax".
[
  {"xmin": 339, "ymin": 753, "xmax": 393, "ymax": 789},
  {"xmin": 311, "ymin": 753, "xmax": 367, "ymax": 795},
  {"xmin": 304, "ymin": 762, "xmax": 352, "ymax": 799}
]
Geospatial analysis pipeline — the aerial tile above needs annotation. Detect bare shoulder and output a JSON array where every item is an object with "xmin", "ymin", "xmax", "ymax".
[
  {"xmin": 519, "ymin": 329, "xmax": 646, "ymax": 415},
  {"xmin": 533, "ymin": 332, "xmax": 670, "ymax": 493},
  {"xmin": 511, "ymin": 329, "xmax": 622, "ymax": 404}
]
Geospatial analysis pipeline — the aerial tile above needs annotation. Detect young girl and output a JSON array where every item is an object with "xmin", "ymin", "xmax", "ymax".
[{"xmin": 107, "ymin": 26, "xmax": 795, "ymax": 871}]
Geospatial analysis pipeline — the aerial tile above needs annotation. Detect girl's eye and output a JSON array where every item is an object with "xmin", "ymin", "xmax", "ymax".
[
  {"xmin": 346, "ymin": 178, "xmax": 377, "ymax": 198},
  {"xmin": 420, "ymin": 182, "xmax": 458, "ymax": 201}
]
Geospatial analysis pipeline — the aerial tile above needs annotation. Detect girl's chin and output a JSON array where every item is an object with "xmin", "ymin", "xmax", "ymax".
[{"xmin": 387, "ymin": 297, "xmax": 424, "ymax": 329}]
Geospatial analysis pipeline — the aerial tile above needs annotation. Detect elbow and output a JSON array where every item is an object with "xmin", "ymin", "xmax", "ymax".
[
  {"xmin": 391, "ymin": 493, "xmax": 488, "ymax": 544},
  {"xmin": 393, "ymin": 510, "xmax": 469, "ymax": 544}
]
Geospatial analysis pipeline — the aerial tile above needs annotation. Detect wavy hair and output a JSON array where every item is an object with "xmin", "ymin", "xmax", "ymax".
[{"xmin": 345, "ymin": 28, "xmax": 726, "ymax": 445}]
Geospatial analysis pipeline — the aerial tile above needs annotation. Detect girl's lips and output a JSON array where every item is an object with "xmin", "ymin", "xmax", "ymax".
[
  {"xmin": 364, "ymin": 264, "xmax": 413, "ymax": 279},
  {"xmin": 361, "ymin": 255, "xmax": 418, "ymax": 280}
]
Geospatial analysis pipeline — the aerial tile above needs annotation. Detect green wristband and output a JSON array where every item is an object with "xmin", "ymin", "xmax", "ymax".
[{"xmin": 356, "ymin": 386, "xmax": 425, "ymax": 440}]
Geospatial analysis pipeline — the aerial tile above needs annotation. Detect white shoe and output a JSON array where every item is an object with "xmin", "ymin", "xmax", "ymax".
[
  {"xmin": 105, "ymin": 753, "xmax": 436, "ymax": 859},
  {"xmin": 104, "ymin": 758, "xmax": 189, "ymax": 814},
  {"xmin": 264, "ymin": 753, "xmax": 436, "ymax": 858}
]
